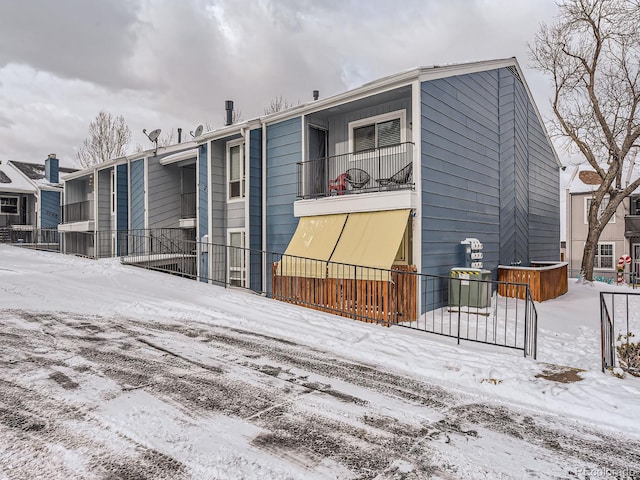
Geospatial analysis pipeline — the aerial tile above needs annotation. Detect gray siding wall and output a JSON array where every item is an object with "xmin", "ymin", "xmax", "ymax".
[
  {"xmin": 499, "ymin": 70, "xmax": 530, "ymax": 265},
  {"xmin": 40, "ymin": 190, "xmax": 60, "ymax": 228},
  {"xmin": 326, "ymin": 98, "xmax": 412, "ymax": 156},
  {"xmin": 97, "ymin": 168, "xmax": 112, "ymax": 231},
  {"xmin": 421, "ymin": 71, "xmax": 501, "ymax": 277},
  {"xmin": 266, "ymin": 117, "xmax": 302, "ymax": 254},
  {"xmin": 528, "ymin": 102, "xmax": 560, "ymax": 260},
  {"xmin": 210, "ymin": 140, "xmax": 226, "ymax": 246},
  {"xmin": 148, "ymin": 155, "xmax": 181, "ymax": 229},
  {"xmin": 130, "ymin": 159, "xmax": 145, "ymax": 231}
]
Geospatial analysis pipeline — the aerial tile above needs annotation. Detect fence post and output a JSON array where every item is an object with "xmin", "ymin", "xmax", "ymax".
[{"xmin": 456, "ymin": 278, "xmax": 461, "ymax": 345}]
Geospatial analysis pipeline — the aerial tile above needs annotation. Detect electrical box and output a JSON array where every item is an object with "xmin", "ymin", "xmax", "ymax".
[{"xmin": 460, "ymin": 238, "xmax": 483, "ymax": 269}]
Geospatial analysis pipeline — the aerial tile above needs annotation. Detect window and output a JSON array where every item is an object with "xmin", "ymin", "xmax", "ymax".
[
  {"xmin": 631, "ymin": 197, "xmax": 640, "ymax": 215},
  {"xmin": 228, "ymin": 141, "xmax": 245, "ymax": 200},
  {"xmin": 349, "ymin": 110, "xmax": 405, "ymax": 153},
  {"xmin": 585, "ymin": 196, "xmax": 615, "ymax": 224},
  {"xmin": 228, "ymin": 230, "xmax": 246, "ymax": 287},
  {"xmin": 595, "ymin": 242, "xmax": 614, "ymax": 269},
  {"xmin": 0, "ymin": 196, "xmax": 18, "ymax": 215}
]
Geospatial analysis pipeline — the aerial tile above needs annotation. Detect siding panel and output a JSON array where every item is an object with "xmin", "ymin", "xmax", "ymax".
[
  {"xmin": 130, "ymin": 160, "xmax": 145, "ymax": 231},
  {"xmin": 266, "ymin": 117, "xmax": 302, "ymax": 254},
  {"xmin": 40, "ymin": 190, "xmax": 60, "ymax": 228},
  {"xmin": 421, "ymin": 71, "xmax": 501, "ymax": 279}
]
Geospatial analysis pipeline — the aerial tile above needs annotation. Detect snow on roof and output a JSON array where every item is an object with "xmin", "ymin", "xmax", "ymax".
[
  {"xmin": 10, "ymin": 160, "xmax": 76, "ymax": 181},
  {"xmin": 0, "ymin": 160, "xmax": 36, "ymax": 193},
  {"xmin": 568, "ymin": 163, "xmax": 640, "ymax": 195}
]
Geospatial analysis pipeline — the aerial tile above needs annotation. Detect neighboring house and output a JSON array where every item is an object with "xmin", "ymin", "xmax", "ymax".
[
  {"xmin": 566, "ymin": 167, "xmax": 640, "ymax": 277},
  {"xmin": 0, "ymin": 155, "xmax": 75, "ymax": 243}
]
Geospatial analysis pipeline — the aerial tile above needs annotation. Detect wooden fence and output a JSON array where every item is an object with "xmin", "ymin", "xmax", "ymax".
[
  {"xmin": 272, "ymin": 264, "xmax": 417, "ymax": 324},
  {"xmin": 498, "ymin": 262, "xmax": 568, "ymax": 302}
]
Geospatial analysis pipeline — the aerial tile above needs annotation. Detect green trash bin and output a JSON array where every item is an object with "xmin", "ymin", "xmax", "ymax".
[{"xmin": 449, "ymin": 268, "xmax": 492, "ymax": 308}]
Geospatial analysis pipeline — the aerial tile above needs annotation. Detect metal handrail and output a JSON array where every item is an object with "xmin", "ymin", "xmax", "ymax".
[
  {"xmin": 62, "ymin": 200, "xmax": 93, "ymax": 223},
  {"xmin": 296, "ymin": 142, "xmax": 414, "ymax": 199}
]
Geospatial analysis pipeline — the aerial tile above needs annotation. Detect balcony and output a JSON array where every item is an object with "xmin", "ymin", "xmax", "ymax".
[
  {"xmin": 59, "ymin": 201, "xmax": 94, "ymax": 232},
  {"xmin": 625, "ymin": 215, "xmax": 640, "ymax": 238},
  {"xmin": 296, "ymin": 142, "xmax": 414, "ymax": 200}
]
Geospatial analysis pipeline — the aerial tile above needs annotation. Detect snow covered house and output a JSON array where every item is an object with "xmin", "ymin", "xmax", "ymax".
[
  {"xmin": 566, "ymin": 166, "xmax": 640, "ymax": 278},
  {"xmin": 0, "ymin": 155, "xmax": 75, "ymax": 243}
]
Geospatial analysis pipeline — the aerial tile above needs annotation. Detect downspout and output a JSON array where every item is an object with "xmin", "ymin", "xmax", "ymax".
[
  {"xmin": 241, "ymin": 126, "xmax": 249, "ymax": 287},
  {"xmin": 262, "ymin": 120, "xmax": 268, "ymax": 292},
  {"xmin": 411, "ymin": 79, "xmax": 422, "ymax": 315}
]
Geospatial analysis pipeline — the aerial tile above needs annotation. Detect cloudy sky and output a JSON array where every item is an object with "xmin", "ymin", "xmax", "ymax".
[{"xmin": 0, "ymin": 0, "xmax": 560, "ymax": 168}]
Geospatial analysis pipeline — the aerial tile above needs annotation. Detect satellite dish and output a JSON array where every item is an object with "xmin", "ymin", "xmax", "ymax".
[
  {"xmin": 147, "ymin": 128, "xmax": 161, "ymax": 142},
  {"xmin": 190, "ymin": 125, "xmax": 204, "ymax": 138}
]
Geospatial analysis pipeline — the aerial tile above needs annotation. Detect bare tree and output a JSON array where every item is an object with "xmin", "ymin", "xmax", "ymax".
[
  {"xmin": 157, "ymin": 129, "xmax": 176, "ymax": 147},
  {"xmin": 76, "ymin": 111, "xmax": 131, "ymax": 168},
  {"xmin": 530, "ymin": 0, "xmax": 640, "ymax": 281},
  {"xmin": 263, "ymin": 96, "xmax": 298, "ymax": 115}
]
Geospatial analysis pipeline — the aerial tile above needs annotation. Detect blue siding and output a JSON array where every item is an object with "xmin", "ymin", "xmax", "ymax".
[
  {"xmin": 198, "ymin": 144, "xmax": 209, "ymax": 281},
  {"xmin": 421, "ymin": 71, "xmax": 501, "ymax": 280},
  {"xmin": 266, "ymin": 117, "xmax": 302, "ymax": 254},
  {"xmin": 130, "ymin": 160, "xmax": 145, "ymax": 231},
  {"xmin": 40, "ymin": 191, "xmax": 60, "ymax": 228},
  {"xmin": 116, "ymin": 164, "xmax": 128, "ymax": 255},
  {"xmin": 421, "ymin": 67, "xmax": 560, "ymax": 295},
  {"xmin": 249, "ymin": 128, "xmax": 263, "ymax": 290}
]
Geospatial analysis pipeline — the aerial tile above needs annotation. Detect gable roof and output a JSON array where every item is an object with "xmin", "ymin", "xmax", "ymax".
[
  {"xmin": 10, "ymin": 160, "xmax": 77, "ymax": 183},
  {"xmin": 0, "ymin": 160, "xmax": 36, "ymax": 194}
]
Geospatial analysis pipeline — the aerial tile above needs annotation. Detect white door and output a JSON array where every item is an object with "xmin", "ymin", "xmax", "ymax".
[{"xmin": 633, "ymin": 243, "xmax": 640, "ymax": 276}]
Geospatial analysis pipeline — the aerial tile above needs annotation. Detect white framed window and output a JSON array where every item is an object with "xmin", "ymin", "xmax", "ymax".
[
  {"xmin": 595, "ymin": 242, "xmax": 615, "ymax": 270},
  {"xmin": 228, "ymin": 229, "xmax": 246, "ymax": 287},
  {"xmin": 227, "ymin": 140, "xmax": 245, "ymax": 200},
  {"xmin": 584, "ymin": 196, "xmax": 615, "ymax": 224},
  {"xmin": 348, "ymin": 110, "xmax": 406, "ymax": 153},
  {"xmin": 0, "ymin": 196, "xmax": 19, "ymax": 215}
]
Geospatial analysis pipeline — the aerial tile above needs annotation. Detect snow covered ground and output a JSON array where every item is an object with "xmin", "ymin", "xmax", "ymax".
[{"xmin": 1, "ymin": 245, "xmax": 639, "ymax": 479}]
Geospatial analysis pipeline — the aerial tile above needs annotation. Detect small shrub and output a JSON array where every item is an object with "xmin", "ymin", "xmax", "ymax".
[{"xmin": 616, "ymin": 332, "xmax": 640, "ymax": 377}]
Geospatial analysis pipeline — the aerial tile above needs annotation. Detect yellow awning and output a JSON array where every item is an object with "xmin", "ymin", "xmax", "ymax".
[
  {"xmin": 328, "ymin": 209, "xmax": 411, "ymax": 281},
  {"xmin": 278, "ymin": 213, "xmax": 347, "ymax": 277}
]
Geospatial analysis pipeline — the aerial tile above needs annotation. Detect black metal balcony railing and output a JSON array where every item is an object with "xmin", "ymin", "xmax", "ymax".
[
  {"xmin": 625, "ymin": 215, "xmax": 640, "ymax": 238},
  {"xmin": 181, "ymin": 192, "xmax": 197, "ymax": 219},
  {"xmin": 296, "ymin": 142, "xmax": 414, "ymax": 199},
  {"xmin": 62, "ymin": 200, "xmax": 93, "ymax": 223}
]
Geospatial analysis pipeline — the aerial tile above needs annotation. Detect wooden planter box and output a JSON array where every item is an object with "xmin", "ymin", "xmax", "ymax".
[
  {"xmin": 272, "ymin": 264, "xmax": 417, "ymax": 324},
  {"xmin": 498, "ymin": 262, "xmax": 568, "ymax": 302}
]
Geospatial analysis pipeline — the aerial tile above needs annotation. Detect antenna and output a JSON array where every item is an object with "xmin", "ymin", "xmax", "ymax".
[{"xmin": 190, "ymin": 125, "xmax": 204, "ymax": 138}]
